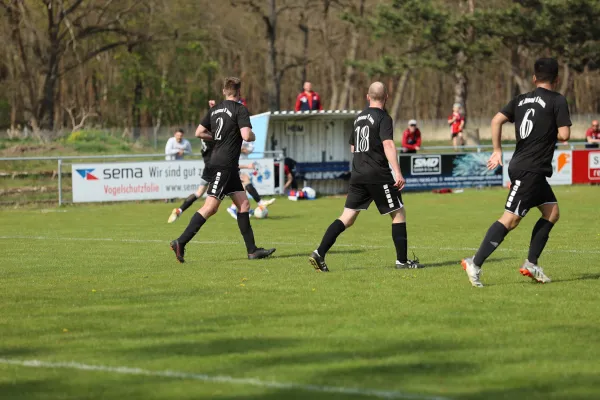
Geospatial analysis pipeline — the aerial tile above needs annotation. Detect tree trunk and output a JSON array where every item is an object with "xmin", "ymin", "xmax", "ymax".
[
  {"xmin": 453, "ymin": 0, "xmax": 474, "ymax": 120},
  {"xmin": 9, "ymin": 1, "xmax": 39, "ymax": 129},
  {"xmin": 37, "ymin": 1, "xmax": 61, "ymax": 131},
  {"xmin": 265, "ymin": 0, "xmax": 279, "ymax": 111},
  {"xmin": 390, "ymin": 69, "xmax": 411, "ymax": 123},
  {"xmin": 337, "ymin": 0, "xmax": 364, "ymax": 110},
  {"xmin": 132, "ymin": 76, "xmax": 143, "ymax": 141},
  {"xmin": 320, "ymin": 0, "xmax": 338, "ymax": 109},
  {"xmin": 299, "ymin": 13, "xmax": 309, "ymax": 86},
  {"xmin": 453, "ymin": 61, "xmax": 468, "ymax": 111}
]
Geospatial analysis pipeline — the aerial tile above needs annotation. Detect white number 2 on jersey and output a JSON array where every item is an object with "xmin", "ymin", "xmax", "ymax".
[
  {"xmin": 354, "ymin": 126, "xmax": 370, "ymax": 152},
  {"xmin": 519, "ymin": 108, "xmax": 535, "ymax": 139},
  {"xmin": 214, "ymin": 117, "xmax": 224, "ymax": 140}
]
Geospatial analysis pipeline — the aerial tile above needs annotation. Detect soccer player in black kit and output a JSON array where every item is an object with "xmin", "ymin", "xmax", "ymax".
[
  {"xmin": 167, "ymin": 115, "xmax": 215, "ymax": 223},
  {"xmin": 170, "ymin": 77, "xmax": 276, "ymax": 262},
  {"xmin": 462, "ymin": 58, "xmax": 571, "ymax": 287},
  {"xmin": 309, "ymin": 82, "xmax": 423, "ymax": 272}
]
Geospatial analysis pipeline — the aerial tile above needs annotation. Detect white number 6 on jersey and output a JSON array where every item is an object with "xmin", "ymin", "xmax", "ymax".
[{"xmin": 520, "ymin": 108, "xmax": 535, "ymax": 139}]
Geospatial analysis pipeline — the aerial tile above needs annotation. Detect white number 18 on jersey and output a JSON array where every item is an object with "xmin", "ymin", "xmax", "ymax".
[{"xmin": 354, "ymin": 126, "xmax": 370, "ymax": 153}]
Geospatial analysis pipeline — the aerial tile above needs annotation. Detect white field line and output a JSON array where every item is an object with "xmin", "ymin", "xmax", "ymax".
[
  {"xmin": 0, "ymin": 358, "xmax": 451, "ymax": 400},
  {"xmin": 0, "ymin": 235, "xmax": 599, "ymax": 255}
]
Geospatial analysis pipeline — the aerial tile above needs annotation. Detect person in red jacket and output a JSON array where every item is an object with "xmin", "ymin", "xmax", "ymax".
[
  {"xmin": 448, "ymin": 103, "xmax": 465, "ymax": 151},
  {"xmin": 401, "ymin": 119, "xmax": 422, "ymax": 153},
  {"xmin": 586, "ymin": 120, "xmax": 600, "ymax": 148},
  {"xmin": 294, "ymin": 82, "xmax": 323, "ymax": 112}
]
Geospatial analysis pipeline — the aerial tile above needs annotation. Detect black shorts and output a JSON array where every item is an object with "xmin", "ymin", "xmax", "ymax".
[
  {"xmin": 345, "ymin": 183, "xmax": 403, "ymax": 215},
  {"xmin": 200, "ymin": 167, "xmax": 215, "ymax": 186},
  {"xmin": 451, "ymin": 132, "xmax": 462, "ymax": 138},
  {"xmin": 207, "ymin": 168, "xmax": 244, "ymax": 201},
  {"xmin": 505, "ymin": 170, "xmax": 557, "ymax": 217}
]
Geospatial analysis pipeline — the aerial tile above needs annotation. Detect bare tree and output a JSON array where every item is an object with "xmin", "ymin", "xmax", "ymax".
[
  {"xmin": 232, "ymin": 0, "xmax": 303, "ymax": 111},
  {"xmin": 1, "ymin": 0, "xmax": 155, "ymax": 131},
  {"xmin": 337, "ymin": 0, "xmax": 365, "ymax": 110}
]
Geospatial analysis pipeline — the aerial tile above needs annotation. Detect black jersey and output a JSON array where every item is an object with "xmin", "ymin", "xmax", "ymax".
[
  {"xmin": 500, "ymin": 87, "xmax": 571, "ymax": 177},
  {"xmin": 348, "ymin": 107, "xmax": 395, "ymax": 184},
  {"xmin": 199, "ymin": 100, "xmax": 252, "ymax": 169},
  {"xmin": 200, "ymin": 139, "xmax": 215, "ymax": 166}
]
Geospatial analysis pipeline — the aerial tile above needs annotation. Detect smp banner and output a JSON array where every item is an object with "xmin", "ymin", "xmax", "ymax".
[
  {"xmin": 399, "ymin": 153, "xmax": 502, "ymax": 191},
  {"xmin": 502, "ymin": 150, "xmax": 572, "ymax": 187},
  {"xmin": 72, "ymin": 159, "xmax": 275, "ymax": 203}
]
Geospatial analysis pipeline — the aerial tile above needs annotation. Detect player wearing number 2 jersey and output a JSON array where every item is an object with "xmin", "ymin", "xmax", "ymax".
[
  {"xmin": 169, "ymin": 77, "xmax": 275, "ymax": 263},
  {"xmin": 462, "ymin": 58, "xmax": 571, "ymax": 287},
  {"xmin": 308, "ymin": 82, "xmax": 423, "ymax": 272}
]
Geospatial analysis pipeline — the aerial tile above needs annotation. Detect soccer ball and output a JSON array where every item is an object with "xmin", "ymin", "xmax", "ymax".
[
  {"xmin": 254, "ymin": 206, "xmax": 269, "ymax": 219},
  {"xmin": 303, "ymin": 187, "xmax": 317, "ymax": 200}
]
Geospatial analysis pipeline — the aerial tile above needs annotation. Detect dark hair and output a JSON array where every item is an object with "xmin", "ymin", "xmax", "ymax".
[
  {"xmin": 224, "ymin": 77, "xmax": 241, "ymax": 97},
  {"xmin": 175, "ymin": 129, "xmax": 184, "ymax": 134},
  {"xmin": 534, "ymin": 58, "xmax": 559, "ymax": 83}
]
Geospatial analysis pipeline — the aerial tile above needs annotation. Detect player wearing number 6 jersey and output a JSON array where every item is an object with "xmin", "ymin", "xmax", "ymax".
[
  {"xmin": 308, "ymin": 82, "xmax": 423, "ymax": 272},
  {"xmin": 462, "ymin": 58, "xmax": 571, "ymax": 287},
  {"xmin": 169, "ymin": 77, "xmax": 275, "ymax": 263}
]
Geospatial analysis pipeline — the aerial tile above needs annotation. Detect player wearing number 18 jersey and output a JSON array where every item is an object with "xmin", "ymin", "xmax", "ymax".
[
  {"xmin": 169, "ymin": 77, "xmax": 275, "ymax": 263},
  {"xmin": 308, "ymin": 82, "xmax": 423, "ymax": 272},
  {"xmin": 462, "ymin": 58, "xmax": 571, "ymax": 287}
]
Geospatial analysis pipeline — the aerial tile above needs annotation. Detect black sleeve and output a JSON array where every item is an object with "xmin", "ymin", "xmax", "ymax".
[
  {"xmin": 554, "ymin": 95, "xmax": 572, "ymax": 128},
  {"xmin": 200, "ymin": 111, "xmax": 211, "ymax": 131},
  {"xmin": 349, "ymin": 127, "xmax": 355, "ymax": 146},
  {"xmin": 379, "ymin": 114, "xmax": 394, "ymax": 141},
  {"xmin": 237, "ymin": 106, "xmax": 252, "ymax": 129},
  {"xmin": 500, "ymin": 97, "xmax": 517, "ymax": 122}
]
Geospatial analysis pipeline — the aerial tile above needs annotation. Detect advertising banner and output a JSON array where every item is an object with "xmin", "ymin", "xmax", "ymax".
[
  {"xmin": 572, "ymin": 149, "xmax": 600, "ymax": 184},
  {"xmin": 72, "ymin": 159, "xmax": 275, "ymax": 203},
  {"xmin": 502, "ymin": 150, "xmax": 572, "ymax": 187},
  {"xmin": 399, "ymin": 153, "xmax": 502, "ymax": 191}
]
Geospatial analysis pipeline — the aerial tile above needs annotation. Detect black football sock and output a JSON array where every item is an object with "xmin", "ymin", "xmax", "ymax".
[
  {"xmin": 237, "ymin": 212, "xmax": 258, "ymax": 254},
  {"xmin": 245, "ymin": 184, "xmax": 262, "ymax": 203},
  {"xmin": 179, "ymin": 193, "xmax": 199, "ymax": 213},
  {"xmin": 473, "ymin": 221, "xmax": 509, "ymax": 267},
  {"xmin": 177, "ymin": 212, "xmax": 206, "ymax": 246},
  {"xmin": 392, "ymin": 222, "xmax": 408, "ymax": 263},
  {"xmin": 316, "ymin": 219, "xmax": 346, "ymax": 258},
  {"xmin": 528, "ymin": 218, "xmax": 554, "ymax": 264}
]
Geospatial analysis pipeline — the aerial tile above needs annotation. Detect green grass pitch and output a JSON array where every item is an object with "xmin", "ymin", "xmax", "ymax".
[{"xmin": 1, "ymin": 185, "xmax": 599, "ymax": 400}]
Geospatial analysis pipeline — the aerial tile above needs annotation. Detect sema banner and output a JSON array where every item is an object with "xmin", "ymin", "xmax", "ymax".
[
  {"xmin": 399, "ymin": 153, "xmax": 502, "ymax": 191},
  {"xmin": 502, "ymin": 150, "xmax": 572, "ymax": 187},
  {"xmin": 72, "ymin": 159, "xmax": 275, "ymax": 203}
]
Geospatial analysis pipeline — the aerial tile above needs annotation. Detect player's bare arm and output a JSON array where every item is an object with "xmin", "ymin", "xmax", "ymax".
[
  {"xmin": 488, "ymin": 112, "xmax": 509, "ymax": 170},
  {"xmin": 195, "ymin": 124, "xmax": 213, "ymax": 141},
  {"xmin": 383, "ymin": 139, "xmax": 405, "ymax": 190},
  {"xmin": 241, "ymin": 127, "xmax": 255, "ymax": 142},
  {"xmin": 557, "ymin": 126, "xmax": 570, "ymax": 141}
]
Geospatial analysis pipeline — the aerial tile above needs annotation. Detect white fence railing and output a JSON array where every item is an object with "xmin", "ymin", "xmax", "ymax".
[{"xmin": 0, "ymin": 151, "xmax": 285, "ymax": 206}]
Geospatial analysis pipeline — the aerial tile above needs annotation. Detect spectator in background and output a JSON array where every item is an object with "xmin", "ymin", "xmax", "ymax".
[
  {"xmin": 295, "ymin": 82, "xmax": 323, "ymax": 112},
  {"xmin": 586, "ymin": 120, "xmax": 600, "ymax": 148},
  {"xmin": 275, "ymin": 157, "xmax": 298, "ymax": 191},
  {"xmin": 448, "ymin": 103, "xmax": 465, "ymax": 151},
  {"xmin": 401, "ymin": 119, "xmax": 422, "ymax": 153},
  {"xmin": 165, "ymin": 129, "xmax": 192, "ymax": 160}
]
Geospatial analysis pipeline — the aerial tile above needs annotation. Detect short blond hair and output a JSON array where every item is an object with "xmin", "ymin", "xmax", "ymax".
[{"xmin": 223, "ymin": 77, "xmax": 241, "ymax": 97}]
